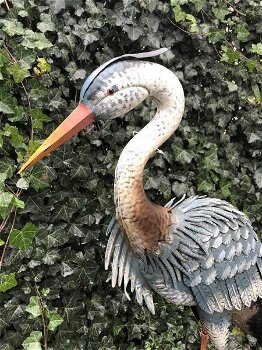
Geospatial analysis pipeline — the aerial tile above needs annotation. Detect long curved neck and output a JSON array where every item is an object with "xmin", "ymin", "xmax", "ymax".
[{"xmin": 114, "ymin": 62, "xmax": 185, "ymax": 254}]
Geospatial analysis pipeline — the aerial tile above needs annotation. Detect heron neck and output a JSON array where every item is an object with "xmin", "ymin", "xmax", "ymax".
[{"xmin": 114, "ymin": 73, "xmax": 185, "ymax": 254}]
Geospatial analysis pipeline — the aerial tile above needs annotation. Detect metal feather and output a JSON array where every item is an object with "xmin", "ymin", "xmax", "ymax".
[
  {"xmin": 118, "ymin": 241, "xmax": 128, "ymax": 287},
  {"xmin": 111, "ymin": 233, "xmax": 124, "ymax": 287},
  {"xmin": 225, "ymin": 277, "xmax": 242, "ymax": 310},
  {"xmin": 105, "ymin": 221, "xmax": 120, "ymax": 270}
]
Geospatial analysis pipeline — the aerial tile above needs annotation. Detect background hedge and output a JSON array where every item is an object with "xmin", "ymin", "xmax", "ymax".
[{"xmin": 0, "ymin": 0, "xmax": 261, "ymax": 349}]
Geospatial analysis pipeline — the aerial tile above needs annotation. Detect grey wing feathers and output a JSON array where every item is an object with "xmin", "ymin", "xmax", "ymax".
[
  {"xmin": 166, "ymin": 196, "xmax": 262, "ymax": 314},
  {"xmin": 105, "ymin": 218, "xmax": 155, "ymax": 314},
  {"xmin": 105, "ymin": 196, "xmax": 262, "ymax": 315}
]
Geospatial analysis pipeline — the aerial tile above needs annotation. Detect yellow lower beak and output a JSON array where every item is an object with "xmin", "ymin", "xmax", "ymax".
[{"xmin": 18, "ymin": 103, "xmax": 95, "ymax": 174}]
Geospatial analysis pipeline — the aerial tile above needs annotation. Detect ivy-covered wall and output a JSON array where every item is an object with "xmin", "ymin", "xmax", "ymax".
[{"xmin": 0, "ymin": 0, "xmax": 261, "ymax": 349}]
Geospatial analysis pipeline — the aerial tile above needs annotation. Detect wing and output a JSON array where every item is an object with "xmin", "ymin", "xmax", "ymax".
[
  {"xmin": 162, "ymin": 196, "xmax": 262, "ymax": 314},
  {"xmin": 105, "ymin": 196, "xmax": 262, "ymax": 315},
  {"xmin": 105, "ymin": 217, "xmax": 156, "ymax": 314},
  {"xmin": 105, "ymin": 215, "xmax": 196, "ymax": 313}
]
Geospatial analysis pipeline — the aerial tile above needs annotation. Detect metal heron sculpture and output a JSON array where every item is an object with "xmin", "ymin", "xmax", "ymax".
[{"xmin": 19, "ymin": 48, "xmax": 262, "ymax": 350}]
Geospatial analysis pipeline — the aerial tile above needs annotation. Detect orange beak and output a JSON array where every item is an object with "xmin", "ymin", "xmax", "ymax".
[{"xmin": 18, "ymin": 103, "xmax": 95, "ymax": 174}]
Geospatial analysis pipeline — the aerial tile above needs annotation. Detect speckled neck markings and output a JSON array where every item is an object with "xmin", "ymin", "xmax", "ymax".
[{"xmin": 113, "ymin": 61, "xmax": 185, "ymax": 255}]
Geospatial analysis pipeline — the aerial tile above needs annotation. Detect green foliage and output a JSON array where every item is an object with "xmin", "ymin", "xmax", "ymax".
[
  {"xmin": 250, "ymin": 43, "xmax": 262, "ymax": 56},
  {"xmin": 25, "ymin": 296, "xmax": 42, "ymax": 318},
  {"xmin": 25, "ymin": 293, "xmax": 64, "ymax": 332},
  {"xmin": 0, "ymin": 0, "xmax": 261, "ymax": 349},
  {"xmin": 0, "ymin": 272, "xmax": 17, "ymax": 292},
  {"xmin": 22, "ymin": 331, "xmax": 42, "ymax": 350},
  {"xmin": 170, "ymin": 0, "xmax": 262, "ymax": 72},
  {"xmin": 6, "ymin": 63, "xmax": 30, "ymax": 83},
  {"xmin": 9, "ymin": 223, "xmax": 38, "ymax": 250},
  {"xmin": 46, "ymin": 310, "xmax": 64, "ymax": 331},
  {"xmin": 0, "ymin": 192, "xmax": 24, "ymax": 218}
]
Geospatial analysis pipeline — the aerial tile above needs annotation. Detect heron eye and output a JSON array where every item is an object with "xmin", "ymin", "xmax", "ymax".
[{"xmin": 107, "ymin": 88, "xmax": 115, "ymax": 95}]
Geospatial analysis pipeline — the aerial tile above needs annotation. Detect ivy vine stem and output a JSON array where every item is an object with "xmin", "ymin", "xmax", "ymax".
[
  {"xmin": 35, "ymin": 284, "xmax": 48, "ymax": 350},
  {"xmin": 0, "ymin": 213, "xmax": 11, "ymax": 234},
  {"xmin": 0, "ymin": 188, "xmax": 22, "ymax": 270},
  {"xmin": 224, "ymin": 0, "xmax": 246, "ymax": 16},
  {"xmin": 4, "ymin": 0, "xmax": 10, "ymax": 10},
  {"xmin": 0, "ymin": 188, "xmax": 22, "ymax": 233},
  {"xmin": 0, "ymin": 208, "xmax": 17, "ymax": 271}
]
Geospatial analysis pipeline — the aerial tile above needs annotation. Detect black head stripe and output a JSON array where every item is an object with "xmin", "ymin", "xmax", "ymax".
[{"xmin": 80, "ymin": 48, "xmax": 168, "ymax": 101}]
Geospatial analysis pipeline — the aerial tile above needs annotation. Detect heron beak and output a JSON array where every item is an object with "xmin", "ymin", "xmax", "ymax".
[{"xmin": 18, "ymin": 103, "xmax": 95, "ymax": 174}]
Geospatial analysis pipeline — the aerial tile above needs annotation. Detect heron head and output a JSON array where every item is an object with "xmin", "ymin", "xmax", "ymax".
[
  {"xmin": 80, "ymin": 59, "xmax": 149, "ymax": 121},
  {"xmin": 18, "ymin": 48, "xmax": 167, "ymax": 174}
]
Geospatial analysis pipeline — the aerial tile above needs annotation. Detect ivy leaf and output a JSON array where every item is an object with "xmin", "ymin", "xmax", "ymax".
[
  {"xmin": 37, "ymin": 14, "xmax": 55, "ymax": 32},
  {"xmin": 70, "ymin": 163, "xmax": 91, "ymax": 179},
  {"xmin": 0, "ymin": 91, "xmax": 16, "ymax": 114},
  {"xmin": 220, "ymin": 178, "xmax": 231, "ymax": 198},
  {"xmin": 252, "ymin": 84, "xmax": 261, "ymax": 102},
  {"xmin": 221, "ymin": 45, "xmax": 240, "ymax": 64},
  {"xmin": 0, "ymin": 48, "xmax": 10, "ymax": 67},
  {"xmin": 42, "ymin": 249, "xmax": 60, "ymax": 265},
  {"xmin": 139, "ymin": 0, "xmax": 157, "ymax": 12},
  {"xmin": 46, "ymin": 310, "xmax": 63, "ymax": 331},
  {"xmin": 31, "ymin": 108, "xmax": 51, "ymax": 129},
  {"xmin": 64, "ymin": 296, "xmax": 83, "ymax": 321},
  {"xmin": 245, "ymin": 60, "xmax": 257, "ymax": 73},
  {"xmin": 191, "ymin": 0, "xmax": 207, "ymax": 12},
  {"xmin": 16, "ymin": 178, "xmax": 30, "ymax": 190},
  {"xmin": 175, "ymin": 147, "xmax": 193, "ymax": 164},
  {"xmin": 97, "ymin": 190, "xmax": 112, "ymax": 211},
  {"xmin": 40, "ymin": 224, "xmax": 68, "ymax": 249},
  {"xmin": 22, "ymin": 30, "xmax": 53, "ymax": 50},
  {"xmin": 113, "ymin": 321, "xmax": 125, "ymax": 336},
  {"xmin": 212, "ymin": 2, "xmax": 230, "ymax": 21},
  {"xmin": 208, "ymin": 28, "xmax": 224, "ymax": 44},
  {"xmin": 186, "ymin": 14, "xmax": 199, "ymax": 33},
  {"xmin": 29, "ymin": 163, "xmax": 51, "ymax": 191},
  {"xmin": 0, "ymin": 273, "xmax": 17, "ymax": 292},
  {"xmin": 127, "ymin": 27, "xmax": 143, "ymax": 41},
  {"xmin": 227, "ymin": 81, "xmax": 238, "ymax": 92},
  {"xmin": 236, "ymin": 24, "xmax": 250, "ymax": 41},
  {"xmin": 197, "ymin": 179, "xmax": 215, "ymax": 192},
  {"xmin": 0, "ymin": 173, "xmax": 8, "ymax": 191},
  {"xmin": 52, "ymin": 204, "xmax": 76, "ymax": 222},
  {"xmin": 203, "ymin": 145, "xmax": 219, "ymax": 171},
  {"xmin": 28, "ymin": 80, "xmax": 48, "ymax": 99},
  {"xmin": 254, "ymin": 168, "xmax": 262, "ymax": 189},
  {"xmin": 250, "ymin": 43, "xmax": 262, "ymax": 56},
  {"xmin": 9, "ymin": 223, "xmax": 38, "ymax": 250},
  {"xmin": 22, "ymin": 331, "xmax": 42, "ymax": 350},
  {"xmin": 7, "ymin": 63, "xmax": 30, "ymax": 83},
  {"xmin": 0, "ymin": 192, "xmax": 25, "ymax": 218},
  {"xmin": 158, "ymin": 174, "xmax": 171, "ymax": 199},
  {"xmin": 27, "ymin": 140, "xmax": 43, "ymax": 156},
  {"xmin": 1, "ymin": 19, "xmax": 24, "ymax": 36},
  {"xmin": 172, "ymin": 5, "xmax": 186, "ymax": 22},
  {"xmin": 46, "ymin": 0, "xmax": 66, "ymax": 14},
  {"xmin": 0, "ymin": 239, "xmax": 5, "ymax": 246},
  {"xmin": 25, "ymin": 296, "xmax": 41, "ymax": 318},
  {"xmin": 35, "ymin": 58, "xmax": 52, "ymax": 74},
  {"xmin": 14, "ymin": 46, "xmax": 36, "ymax": 69},
  {"xmin": 8, "ymin": 105, "xmax": 26, "ymax": 123},
  {"xmin": 3, "ymin": 124, "xmax": 27, "ymax": 161},
  {"xmin": 1, "ymin": 161, "xmax": 13, "ymax": 181}
]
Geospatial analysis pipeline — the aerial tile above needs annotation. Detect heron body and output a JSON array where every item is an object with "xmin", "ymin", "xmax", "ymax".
[{"xmin": 19, "ymin": 49, "xmax": 262, "ymax": 350}]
